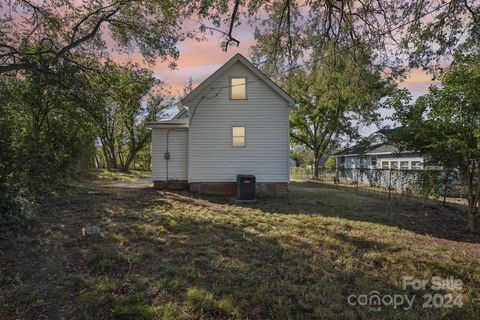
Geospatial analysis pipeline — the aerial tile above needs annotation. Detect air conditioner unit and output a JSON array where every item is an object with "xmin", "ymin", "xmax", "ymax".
[{"xmin": 236, "ymin": 175, "xmax": 256, "ymax": 200}]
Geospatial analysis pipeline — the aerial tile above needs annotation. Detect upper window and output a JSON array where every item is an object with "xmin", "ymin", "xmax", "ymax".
[
  {"xmin": 232, "ymin": 127, "xmax": 245, "ymax": 147},
  {"xmin": 371, "ymin": 155, "xmax": 377, "ymax": 167},
  {"xmin": 381, "ymin": 161, "xmax": 389, "ymax": 169},
  {"xmin": 230, "ymin": 78, "xmax": 247, "ymax": 100}
]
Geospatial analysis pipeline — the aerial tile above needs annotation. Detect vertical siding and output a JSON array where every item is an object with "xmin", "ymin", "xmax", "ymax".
[
  {"xmin": 188, "ymin": 61, "xmax": 290, "ymax": 183},
  {"xmin": 152, "ymin": 128, "xmax": 188, "ymax": 180}
]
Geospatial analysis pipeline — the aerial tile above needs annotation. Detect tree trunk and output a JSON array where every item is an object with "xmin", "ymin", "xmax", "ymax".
[
  {"xmin": 468, "ymin": 211, "xmax": 478, "ymax": 233},
  {"xmin": 107, "ymin": 141, "xmax": 118, "ymax": 170},
  {"xmin": 313, "ymin": 156, "xmax": 320, "ymax": 179}
]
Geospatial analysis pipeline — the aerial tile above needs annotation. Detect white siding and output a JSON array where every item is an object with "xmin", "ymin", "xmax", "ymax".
[
  {"xmin": 152, "ymin": 128, "xmax": 188, "ymax": 180},
  {"xmin": 187, "ymin": 61, "xmax": 290, "ymax": 182}
]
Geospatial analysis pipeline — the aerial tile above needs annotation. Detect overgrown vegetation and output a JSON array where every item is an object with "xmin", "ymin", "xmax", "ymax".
[
  {"xmin": 387, "ymin": 52, "xmax": 480, "ymax": 232},
  {"xmin": 0, "ymin": 177, "xmax": 478, "ymax": 319}
]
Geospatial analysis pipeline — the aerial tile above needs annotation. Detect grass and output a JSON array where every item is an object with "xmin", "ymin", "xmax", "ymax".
[{"xmin": 0, "ymin": 176, "xmax": 479, "ymax": 319}]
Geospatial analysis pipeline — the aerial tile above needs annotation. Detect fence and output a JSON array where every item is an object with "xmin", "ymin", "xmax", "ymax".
[{"xmin": 290, "ymin": 167, "xmax": 465, "ymax": 200}]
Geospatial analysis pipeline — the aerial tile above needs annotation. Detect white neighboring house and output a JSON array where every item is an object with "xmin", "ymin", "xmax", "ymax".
[
  {"xmin": 146, "ymin": 53, "xmax": 295, "ymax": 196},
  {"xmin": 335, "ymin": 129, "xmax": 426, "ymax": 170}
]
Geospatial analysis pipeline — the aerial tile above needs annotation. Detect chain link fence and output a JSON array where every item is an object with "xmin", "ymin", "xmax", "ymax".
[{"xmin": 290, "ymin": 167, "xmax": 467, "ymax": 202}]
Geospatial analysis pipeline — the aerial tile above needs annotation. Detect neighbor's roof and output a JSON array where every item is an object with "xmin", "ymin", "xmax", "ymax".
[
  {"xmin": 181, "ymin": 53, "xmax": 296, "ymax": 107},
  {"xmin": 335, "ymin": 143, "xmax": 400, "ymax": 156},
  {"xmin": 335, "ymin": 127, "xmax": 406, "ymax": 156}
]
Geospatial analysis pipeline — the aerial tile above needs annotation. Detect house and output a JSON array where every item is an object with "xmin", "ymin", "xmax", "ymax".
[
  {"xmin": 146, "ymin": 53, "xmax": 295, "ymax": 196},
  {"xmin": 334, "ymin": 129, "xmax": 425, "ymax": 170}
]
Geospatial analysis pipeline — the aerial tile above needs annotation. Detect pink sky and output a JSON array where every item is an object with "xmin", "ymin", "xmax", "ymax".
[
  {"xmin": 111, "ymin": 20, "xmax": 438, "ymax": 136},
  {"xmin": 115, "ymin": 35, "xmax": 437, "ymax": 99}
]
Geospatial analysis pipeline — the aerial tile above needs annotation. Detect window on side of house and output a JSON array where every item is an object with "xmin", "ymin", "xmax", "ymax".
[
  {"xmin": 390, "ymin": 161, "xmax": 399, "ymax": 169},
  {"xmin": 400, "ymin": 161, "xmax": 409, "ymax": 169},
  {"xmin": 411, "ymin": 161, "xmax": 422, "ymax": 169},
  {"xmin": 360, "ymin": 157, "xmax": 365, "ymax": 169},
  {"xmin": 381, "ymin": 161, "xmax": 389, "ymax": 169},
  {"xmin": 232, "ymin": 127, "xmax": 245, "ymax": 147},
  {"xmin": 371, "ymin": 155, "xmax": 377, "ymax": 167},
  {"xmin": 230, "ymin": 77, "xmax": 247, "ymax": 100}
]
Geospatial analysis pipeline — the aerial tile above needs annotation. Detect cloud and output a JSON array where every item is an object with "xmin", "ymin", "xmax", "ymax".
[{"xmin": 399, "ymin": 68, "xmax": 440, "ymax": 96}]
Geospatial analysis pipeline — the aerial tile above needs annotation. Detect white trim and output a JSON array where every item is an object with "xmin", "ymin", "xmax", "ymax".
[
  {"xmin": 229, "ymin": 76, "xmax": 248, "ymax": 100},
  {"xmin": 336, "ymin": 151, "xmax": 411, "ymax": 157}
]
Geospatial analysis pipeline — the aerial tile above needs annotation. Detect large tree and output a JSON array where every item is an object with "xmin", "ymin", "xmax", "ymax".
[
  {"xmin": 250, "ymin": 0, "xmax": 480, "ymax": 76},
  {"xmin": 0, "ymin": 0, "xmax": 234, "ymax": 75},
  {"xmin": 84, "ymin": 63, "xmax": 170, "ymax": 171},
  {"xmin": 387, "ymin": 52, "xmax": 480, "ymax": 232},
  {"xmin": 288, "ymin": 45, "xmax": 394, "ymax": 178}
]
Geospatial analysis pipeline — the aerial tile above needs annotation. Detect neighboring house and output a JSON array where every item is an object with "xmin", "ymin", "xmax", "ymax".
[
  {"xmin": 146, "ymin": 53, "xmax": 295, "ymax": 196},
  {"xmin": 334, "ymin": 129, "xmax": 425, "ymax": 170}
]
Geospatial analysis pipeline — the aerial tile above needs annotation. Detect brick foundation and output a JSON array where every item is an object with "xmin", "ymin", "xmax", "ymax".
[
  {"xmin": 189, "ymin": 182, "xmax": 289, "ymax": 197},
  {"xmin": 153, "ymin": 180, "xmax": 189, "ymax": 190},
  {"xmin": 189, "ymin": 182, "xmax": 236, "ymax": 196}
]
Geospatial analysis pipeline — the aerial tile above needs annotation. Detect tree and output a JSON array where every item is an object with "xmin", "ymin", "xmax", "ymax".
[
  {"xmin": 0, "ymin": 0, "xmax": 237, "ymax": 75},
  {"xmin": 288, "ymin": 45, "xmax": 394, "ymax": 178},
  {"xmin": 0, "ymin": 65, "xmax": 97, "ymax": 230},
  {"xmin": 85, "ymin": 63, "xmax": 170, "ymax": 171},
  {"xmin": 250, "ymin": 0, "xmax": 480, "ymax": 76},
  {"xmin": 387, "ymin": 52, "xmax": 480, "ymax": 232}
]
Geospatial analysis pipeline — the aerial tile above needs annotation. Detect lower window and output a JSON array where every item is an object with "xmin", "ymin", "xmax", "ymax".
[
  {"xmin": 400, "ymin": 161, "xmax": 409, "ymax": 169},
  {"xmin": 232, "ymin": 127, "xmax": 245, "ymax": 147},
  {"xmin": 411, "ymin": 161, "xmax": 422, "ymax": 169}
]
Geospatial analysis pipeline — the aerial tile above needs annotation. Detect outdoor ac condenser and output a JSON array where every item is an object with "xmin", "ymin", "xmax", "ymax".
[{"xmin": 236, "ymin": 175, "xmax": 256, "ymax": 200}]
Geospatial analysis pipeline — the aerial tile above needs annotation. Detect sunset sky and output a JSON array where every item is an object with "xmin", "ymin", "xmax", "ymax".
[{"xmin": 114, "ymin": 25, "xmax": 439, "ymax": 136}]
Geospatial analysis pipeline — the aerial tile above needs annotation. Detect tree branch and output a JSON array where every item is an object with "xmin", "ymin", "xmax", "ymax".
[{"xmin": 224, "ymin": 0, "xmax": 241, "ymax": 51}]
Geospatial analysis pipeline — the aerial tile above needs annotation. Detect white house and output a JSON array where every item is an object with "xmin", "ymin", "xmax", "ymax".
[
  {"xmin": 146, "ymin": 54, "xmax": 295, "ymax": 196},
  {"xmin": 335, "ymin": 129, "xmax": 425, "ymax": 170}
]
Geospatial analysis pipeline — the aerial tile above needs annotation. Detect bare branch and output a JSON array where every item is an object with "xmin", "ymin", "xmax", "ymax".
[{"xmin": 224, "ymin": 0, "xmax": 241, "ymax": 51}]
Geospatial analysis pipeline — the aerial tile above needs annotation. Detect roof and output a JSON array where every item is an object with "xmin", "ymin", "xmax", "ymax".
[
  {"xmin": 145, "ymin": 119, "xmax": 188, "ymax": 129},
  {"xmin": 335, "ymin": 127, "xmax": 406, "ymax": 156},
  {"xmin": 172, "ymin": 107, "xmax": 188, "ymax": 119},
  {"xmin": 335, "ymin": 143, "xmax": 400, "ymax": 156},
  {"xmin": 181, "ymin": 53, "xmax": 296, "ymax": 107}
]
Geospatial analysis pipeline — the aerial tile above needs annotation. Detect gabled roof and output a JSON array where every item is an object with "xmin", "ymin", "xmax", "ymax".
[
  {"xmin": 181, "ymin": 53, "xmax": 296, "ymax": 107},
  {"xmin": 334, "ymin": 127, "xmax": 408, "ymax": 156},
  {"xmin": 335, "ymin": 142, "xmax": 400, "ymax": 156}
]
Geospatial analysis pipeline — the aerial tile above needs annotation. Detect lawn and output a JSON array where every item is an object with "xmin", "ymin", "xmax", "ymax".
[{"xmin": 0, "ymin": 177, "xmax": 479, "ymax": 319}]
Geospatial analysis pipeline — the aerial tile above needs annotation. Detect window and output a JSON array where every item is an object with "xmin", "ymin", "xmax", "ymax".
[
  {"xmin": 371, "ymin": 156, "xmax": 377, "ymax": 167},
  {"xmin": 230, "ymin": 77, "xmax": 246, "ymax": 100},
  {"xmin": 400, "ymin": 161, "xmax": 409, "ymax": 169},
  {"xmin": 411, "ymin": 161, "xmax": 422, "ymax": 169},
  {"xmin": 360, "ymin": 157, "xmax": 365, "ymax": 169},
  {"xmin": 382, "ymin": 161, "xmax": 389, "ymax": 169},
  {"xmin": 232, "ymin": 127, "xmax": 245, "ymax": 147},
  {"xmin": 390, "ymin": 161, "xmax": 399, "ymax": 169}
]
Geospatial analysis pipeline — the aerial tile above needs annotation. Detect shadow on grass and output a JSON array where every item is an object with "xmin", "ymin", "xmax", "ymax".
[
  {"xmin": 193, "ymin": 181, "xmax": 480, "ymax": 244},
  {"xmin": 0, "ymin": 184, "xmax": 478, "ymax": 319}
]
